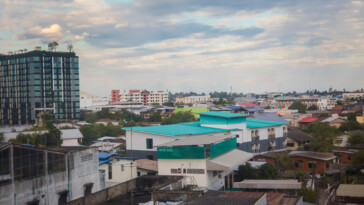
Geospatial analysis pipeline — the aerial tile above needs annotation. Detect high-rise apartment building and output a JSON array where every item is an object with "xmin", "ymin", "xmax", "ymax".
[
  {"xmin": 110, "ymin": 89, "xmax": 168, "ymax": 105},
  {"xmin": 0, "ymin": 50, "xmax": 80, "ymax": 125}
]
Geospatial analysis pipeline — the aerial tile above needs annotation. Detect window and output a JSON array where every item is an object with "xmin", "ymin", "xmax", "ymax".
[
  {"xmin": 108, "ymin": 164, "xmax": 112, "ymax": 179},
  {"xmin": 308, "ymin": 161, "xmax": 317, "ymax": 169},
  {"xmin": 295, "ymin": 160, "xmax": 303, "ymax": 168},
  {"xmin": 235, "ymin": 135, "xmax": 239, "ymax": 138},
  {"xmin": 84, "ymin": 183, "xmax": 93, "ymax": 196},
  {"xmin": 348, "ymin": 155, "xmax": 351, "ymax": 160},
  {"xmin": 146, "ymin": 138, "xmax": 153, "ymax": 149},
  {"xmin": 137, "ymin": 172, "xmax": 141, "ymax": 176},
  {"xmin": 187, "ymin": 169, "xmax": 205, "ymax": 174},
  {"xmin": 287, "ymin": 143, "xmax": 295, "ymax": 147},
  {"xmin": 58, "ymin": 190, "xmax": 68, "ymax": 205},
  {"xmin": 326, "ymin": 162, "xmax": 329, "ymax": 169},
  {"xmin": 147, "ymin": 155, "xmax": 154, "ymax": 160},
  {"xmin": 121, "ymin": 164, "xmax": 124, "ymax": 171}
]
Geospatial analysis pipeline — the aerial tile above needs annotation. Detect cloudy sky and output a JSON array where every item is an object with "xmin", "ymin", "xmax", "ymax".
[{"xmin": 1, "ymin": 0, "xmax": 363, "ymax": 96}]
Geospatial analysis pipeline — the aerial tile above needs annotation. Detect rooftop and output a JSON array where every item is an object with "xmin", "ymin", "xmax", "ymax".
[
  {"xmin": 186, "ymin": 191, "xmax": 264, "ymax": 205},
  {"xmin": 246, "ymin": 118, "xmax": 288, "ymax": 128},
  {"xmin": 234, "ymin": 179, "xmax": 301, "ymax": 190},
  {"xmin": 289, "ymin": 151, "xmax": 336, "ymax": 161},
  {"xmin": 123, "ymin": 123, "xmax": 239, "ymax": 136},
  {"xmin": 287, "ymin": 127, "xmax": 312, "ymax": 143},
  {"xmin": 197, "ymin": 111, "xmax": 249, "ymax": 118},
  {"xmin": 298, "ymin": 118, "xmax": 319, "ymax": 123},
  {"xmin": 252, "ymin": 112, "xmax": 288, "ymax": 123},
  {"xmin": 158, "ymin": 135, "xmax": 233, "ymax": 147},
  {"xmin": 337, "ymin": 184, "xmax": 364, "ymax": 198},
  {"xmin": 237, "ymin": 103, "xmax": 261, "ymax": 107},
  {"xmin": 135, "ymin": 159, "xmax": 158, "ymax": 172}
]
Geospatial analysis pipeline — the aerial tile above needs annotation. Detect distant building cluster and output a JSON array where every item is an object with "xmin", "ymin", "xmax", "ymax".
[{"xmin": 111, "ymin": 89, "xmax": 168, "ymax": 105}]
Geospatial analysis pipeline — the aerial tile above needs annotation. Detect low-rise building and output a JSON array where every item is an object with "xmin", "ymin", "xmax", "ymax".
[
  {"xmin": 320, "ymin": 114, "xmax": 346, "ymax": 128},
  {"xmin": 334, "ymin": 130, "xmax": 364, "ymax": 147},
  {"xmin": 343, "ymin": 92, "xmax": 364, "ymax": 100},
  {"xmin": 289, "ymin": 151, "xmax": 337, "ymax": 176},
  {"xmin": 253, "ymin": 150, "xmax": 288, "ymax": 164},
  {"xmin": 333, "ymin": 149, "xmax": 355, "ymax": 164},
  {"xmin": 111, "ymin": 89, "xmax": 169, "ymax": 105},
  {"xmin": 285, "ymin": 127, "xmax": 312, "ymax": 151},
  {"xmin": 3, "ymin": 129, "xmax": 84, "ymax": 146},
  {"xmin": 176, "ymin": 95, "xmax": 211, "ymax": 104},
  {"xmin": 80, "ymin": 91, "xmax": 109, "ymax": 112},
  {"xmin": 90, "ymin": 137, "xmax": 125, "ymax": 153},
  {"xmin": 136, "ymin": 159, "xmax": 158, "ymax": 176},
  {"xmin": 0, "ymin": 143, "xmax": 101, "ymax": 205},
  {"xmin": 298, "ymin": 118, "xmax": 318, "ymax": 129},
  {"xmin": 123, "ymin": 112, "xmax": 288, "ymax": 159},
  {"xmin": 336, "ymin": 184, "xmax": 364, "ymax": 204},
  {"xmin": 233, "ymin": 179, "xmax": 301, "ymax": 194},
  {"xmin": 157, "ymin": 135, "xmax": 252, "ymax": 190},
  {"xmin": 98, "ymin": 153, "xmax": 137, "ymax": 188}
]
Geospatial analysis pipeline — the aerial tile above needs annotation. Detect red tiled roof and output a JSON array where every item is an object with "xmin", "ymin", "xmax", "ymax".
[
  {"xmin": 298, "ymin": 118, "xmax": 318, "ymax": 123},
  {"xmin": 238, "ymin": 103, "xmax": 261, "ymax": 107}
]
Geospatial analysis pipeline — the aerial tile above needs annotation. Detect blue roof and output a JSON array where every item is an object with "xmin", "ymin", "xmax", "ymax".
[
  {"xmin": 197, "ymin": 111, "xmax": 248, "ymax": 118},
  {"xmin": 123, "ymin": 123, "xmax": 240, "ymax": 136},
  {"xmin": 243, "ymin": 107, "xmax": 264, "ymax": 112},
  {"xmin": 99, "ymin": 152, "xmax": 117, "ymax": 160},
  {"xmin": 226, "ymin": 105, "xmax": 244, "ymax": 110},
  {"xmin": 246, "ymin": 118, "xmax": 288, "ymax": 128},
  {"xmin": 99, "ymin": 159, "xmax": 113, "ymax": 165}
]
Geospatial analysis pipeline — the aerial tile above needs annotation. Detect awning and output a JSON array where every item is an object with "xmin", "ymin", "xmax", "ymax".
[{"xmin": 207, "ymin": 149, "xmax": 253, "ymax": 171}]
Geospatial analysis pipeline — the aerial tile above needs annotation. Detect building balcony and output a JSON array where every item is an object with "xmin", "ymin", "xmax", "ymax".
[
  {"xmin": 268, "ymin": 134, "xmax": 275, "ymax": 139},
  {"xmin": 251, "ymin": 136, "xmax": 260, "ymax": 141}
]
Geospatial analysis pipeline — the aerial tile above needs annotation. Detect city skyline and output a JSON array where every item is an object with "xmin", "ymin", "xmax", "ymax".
[{"xmin": 1, "ymin": 0, "xmax": 364, "ymax": 96}]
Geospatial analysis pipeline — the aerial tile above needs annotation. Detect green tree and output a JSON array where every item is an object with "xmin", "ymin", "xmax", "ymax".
[
  {"xmin": 276, "ymin": 155, "xmax": 295, "ymax": 172},
  {"xmin": 295, "ymin": 170, "xmax": 309, "ymax": 182},
  {"xmin": 163, "ymin": 102, "xmax": 175, "ymax": 107},
  {"xmin": 161, "ymin": 111, "xmax": 195, "ymax": 125},
  {"xmin": 352, "ymin": 150, "xmax": 364, "ymax": 166},
  {"xmin": 348, "ymin": 113, "xmax": 357, "ymax": 122},
  {"xmin": 237, "ymin": 162, "xmax": 257, "ymax": 180},
  {"xmin": 289, "ymin": 101, "xmax": 307, "ymax": 113},
  {"xmin": 299, "ymin": 186, "xmax": 319, "ymax": 203},
  {"xmin": 80, "ymin": 124, "xmax": 99, "ymax": 145},
  {"xmin": 0, "ymin": 133, "xmax": 4, "ymax": 142},
  {"xmin": 217, "ymin": 98, "xmax": 226, "ymax": 106},
  {"xmin": 149, "ymin": 112, "xmax": 162, "ymax": 122},
  {"xmin": 308, "ymin": 122, "xmax": 337, "ymax": 152},
  {"xmin": 348, "ymin": 134, "xmax": 364, "ymax": 146},
  {"xmin": 339, "ymin": 121, "xmax": 364, "ymax": 132},
  {"xmin": 258, "ymin": 163, "xmax": 278, "ymax": 179},
  {"xmin": 116, "ymin": 144, "xmax": 126, "ymax": 156},
  {"xmin": 307, "ymin": 104, "xmax": 318, "ymax": 110}
]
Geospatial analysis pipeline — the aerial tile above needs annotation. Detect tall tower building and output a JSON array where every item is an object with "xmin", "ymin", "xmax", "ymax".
[{"xmin": 0, "ymin": 49, "xmax": 80, "ymax": 125}]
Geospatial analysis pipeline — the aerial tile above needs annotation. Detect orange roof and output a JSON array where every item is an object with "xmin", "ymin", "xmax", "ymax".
[{"xmin": 298, "ymin": 118, "xmax": 318, "ymax": 123}]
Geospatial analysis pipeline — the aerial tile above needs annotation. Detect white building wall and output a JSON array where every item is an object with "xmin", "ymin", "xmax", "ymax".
[
  {"xmin": 158, "ymin": 159, "xmax": 208, "ymax": 188},
  {"xmin": 99, "ymin": 159, "xmax": 137, "ymax": 185},
  {"xmin": 126, "ymin": 131, "xmax": 174, "ymax": 151},
  {"xmin": 62, "ymin": 138, "xmax": 80, "ymax": 146}
]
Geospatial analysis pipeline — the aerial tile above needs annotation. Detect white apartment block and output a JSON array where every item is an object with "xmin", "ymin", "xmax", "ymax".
[
  {"xmin": 111, "ymin": 90, "xmax": 168, "ymax": 105},
  {"xmin": 176, "ymin": 95, "xmax": 211, "ymax": 104},
  {"xmin": 343, "ymin": 92, "xmax": 364, "ymax": 99},
  {"xmin": 317, "ymin": 98, "xmax": 337, "ymax": 110},
  {"xmin": 80, "ymin": 91, "xmax": 109, "ymax": 112}
]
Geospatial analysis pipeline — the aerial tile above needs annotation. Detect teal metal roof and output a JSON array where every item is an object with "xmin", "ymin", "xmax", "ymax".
[
  {"xmin": 246, "ymin": 118, "xmax": 288, "ymax": 128},
  {"xmin": 197, "ymin": 112, "xmax": 249, "ymax": 118},
  {"xmin": 123, "ymin": 124, "xmax": 240, "ymax": 136}
]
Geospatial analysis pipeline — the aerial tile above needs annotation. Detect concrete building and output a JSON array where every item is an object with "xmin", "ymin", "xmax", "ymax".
[
  {"xmin": 175, "ymin": 95, "xmax": 211, "ymax": 104},
  {"xmin": 90, "ymin": 137, "xmax": 125, "ymax": 153},
  {"xmin": 80, "ymin": 91, "xmax": 109, "ymax": 112},
  {"xmin": 0, "ymin": 143, "xmax": 101, "ymax": 205},
  {"xmin": 157, "ymin": 134, "xmax": 252, "ymax": 190},
  {"xmin": 336, "ymin": 184, "xmax": 364, "ymax": 203},
  {"xmin": 3, "ymin": 129, "xmax": 84, "ymax": 146},
  {"xmin": 343, "ymin": 92, "xmax": 364, "ymax": 99},
  {"xmin": 110, "ymin": 89, "xmax": 168, "ymax": 105},
  {"xmin": 123, "ymin": 112, "xmax": 288, "ymax": 159},
  {"xmin": 317, "ymin": 98, "xmax": 337, "ymax": 110},
  {"xmin": 0, "ymin": 50, "xmax": 80, "ymax": 125},
  {"xmin": 334, "ymin": 130, "xmax": 364, "ymax": 147},
  {"xmin": 98, "ymin": 153, "xmax": 137, "ymax": 188},
  {"xmin": 285, "ymin": 127, "xmax": 312, "ymax": 151},
  {"xmin": 136, "ymin": 159, "xmax": 158, "ymax": 176}
]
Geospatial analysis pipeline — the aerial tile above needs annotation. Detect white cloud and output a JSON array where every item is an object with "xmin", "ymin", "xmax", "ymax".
[{"xmin": 18, "ymin": 24, "xmax": 63, "ymax": 42}]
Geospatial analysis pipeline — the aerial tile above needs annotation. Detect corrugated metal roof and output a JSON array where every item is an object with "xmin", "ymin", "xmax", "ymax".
[
  {"xmin": 99, "ymin": 152, "xmax": 117, "ymax": 160},
  {"xmin": 158, "ymin": 135, "xmax": 233, "ymax": 147},
  {"xmin": 234, "ymin": 179, "xmax": 301, "ymax": 190},
  {"xmin": 123, "ymin": 124, "xmax": 240, "ymax": 136},
  {"xmin": 298, "ymin": 118, "xmax": 318, "ymax": 123},
  {"xmin": 207, "ymin": 149, "xmax": 253, "ymax": 171},
  {"xmin": 337, "ymin": 184, "xmax": 364, "ymax": 197},
  {"xmin": 252, "ymin": 113, "xmax": 288, "ymax": 123},
  {"xmin": 99, "ymin": 159, "xmax": 113, "ymax": 165},
  {"xmin": 197, "ymin": 112, "xmax": 248, "ymax": 118},
  {"xmin": 238, "ymin": 103, "xmax": 261, "ymax": 107},
  {"xmin": 246, "ymin": 118, "xmax": 288, "ymax": 128}
]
